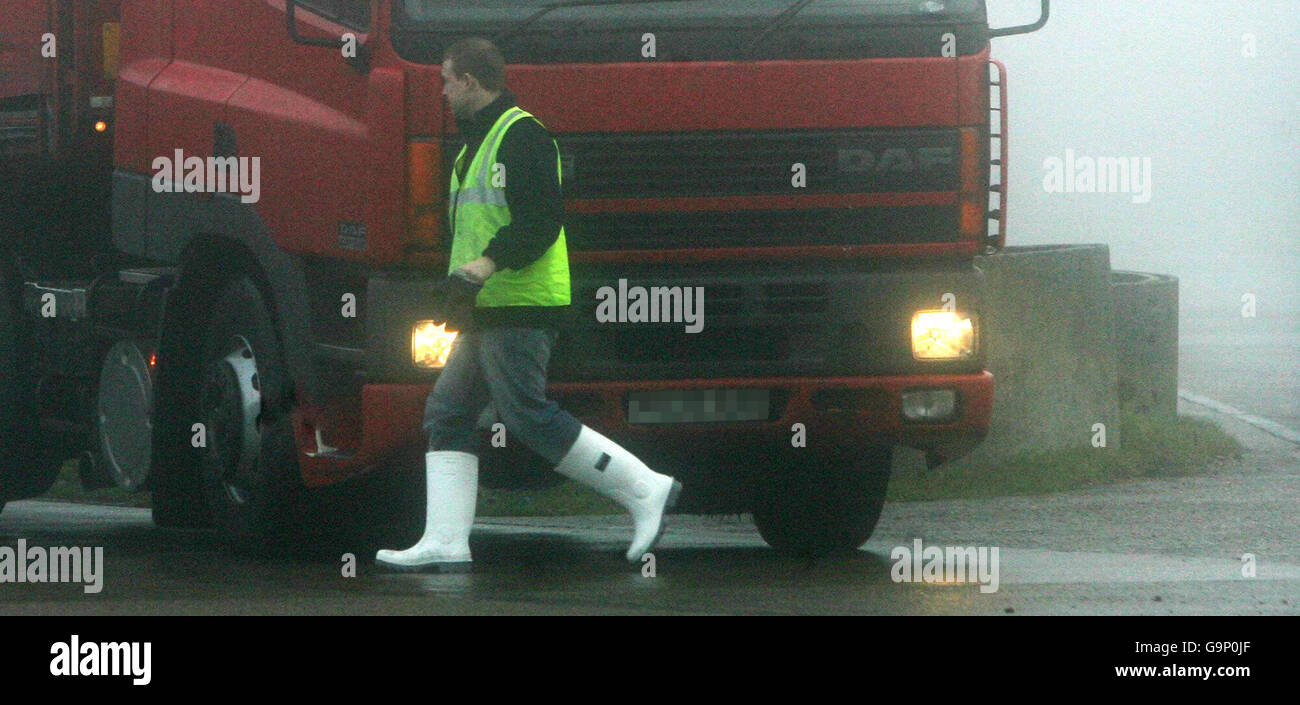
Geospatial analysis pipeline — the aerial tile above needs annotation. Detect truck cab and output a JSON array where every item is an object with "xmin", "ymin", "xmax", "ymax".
[{"xmin": 0, "ymin": 1, "xmax": 1048, "ymax": 555}]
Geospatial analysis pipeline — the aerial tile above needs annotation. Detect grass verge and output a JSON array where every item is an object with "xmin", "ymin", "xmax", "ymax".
[{"xmin": 886, "ymin": 410, "xmax": 1245, "ymax": 502}]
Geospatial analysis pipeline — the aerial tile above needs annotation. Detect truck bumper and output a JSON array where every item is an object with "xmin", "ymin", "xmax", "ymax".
[{"xmin": 296, "ymin": 372, "xmax": 992, "ymax": 487}]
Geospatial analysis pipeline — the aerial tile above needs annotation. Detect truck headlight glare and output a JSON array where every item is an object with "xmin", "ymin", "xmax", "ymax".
[
  {"xmin": 411, "ymin": 320, "xmax": 458, "ymax": 369},
  {"xmin": 911, "ymin": 310, "xmax": 975, "ymax": 360}
]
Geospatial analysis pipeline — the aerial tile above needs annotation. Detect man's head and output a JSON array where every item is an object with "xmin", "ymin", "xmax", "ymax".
[{"xmin": 442, "ymin": 38, "xmax": 506, "ymax": 120}]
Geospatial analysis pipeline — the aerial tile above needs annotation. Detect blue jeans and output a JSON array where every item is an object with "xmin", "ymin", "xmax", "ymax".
[{"xmin": 423, "ymin": 327, "xmax": 583, "ymax": 465}]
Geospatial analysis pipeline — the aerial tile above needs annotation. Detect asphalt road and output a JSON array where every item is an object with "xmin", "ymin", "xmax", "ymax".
[
  {"xmin": 1178, "ymin": 312, "xmax": 1300, "ymax": 432},
  {"xmin": 1, "ymin": 314, "xmax": 1297, "ymax": 615}
]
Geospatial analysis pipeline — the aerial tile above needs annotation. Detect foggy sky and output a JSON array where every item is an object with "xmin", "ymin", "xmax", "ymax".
[{"xmin": 987, "ymin": 0, "xmax": 1299, "ymax": 317}]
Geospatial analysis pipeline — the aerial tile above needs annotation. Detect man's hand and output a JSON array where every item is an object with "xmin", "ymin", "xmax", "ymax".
[
  {"xmin": 437, "ymin": 269, "xmax": 483, "ymax": 331},
  {"xmin": 436, "ymin": 257, "xmax": 494, "ymax": 330},
  {"xmin": 456, "ymin": 256, "xmax": 496, "ymax": 283}
]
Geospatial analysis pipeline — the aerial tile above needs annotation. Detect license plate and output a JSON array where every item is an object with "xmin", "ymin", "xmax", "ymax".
[{"xmin": 627, "ymin": 389, "xmax": 770, "ymax": 424}]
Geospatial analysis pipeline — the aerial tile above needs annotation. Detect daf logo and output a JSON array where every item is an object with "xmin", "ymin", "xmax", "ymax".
[{"xmin": 837, "ymin": 146, "xmax": 954, "ymax": 174}]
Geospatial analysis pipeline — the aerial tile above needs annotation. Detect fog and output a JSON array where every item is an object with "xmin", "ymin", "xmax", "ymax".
[{"xmin": 987, "ymin": 0, "xmax": 1300, "ymax": 318}]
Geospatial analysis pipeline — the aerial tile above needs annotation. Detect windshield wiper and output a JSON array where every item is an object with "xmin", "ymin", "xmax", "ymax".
[{"xmin": 493, "ymin": 0, "xmax": 706, "ymax": 45}]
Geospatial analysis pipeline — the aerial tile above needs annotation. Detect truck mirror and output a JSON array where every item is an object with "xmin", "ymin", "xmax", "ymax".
[{"xmin": 989, "ymin": 0, "xmax": 1050, "ymax": 38}]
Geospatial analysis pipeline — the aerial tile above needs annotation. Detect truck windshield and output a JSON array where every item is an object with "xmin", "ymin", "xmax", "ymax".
[
  {"xmin": 392, "ymin": 0, "xmax": 989, "ymax": 63},
  {"xmin": 399, "ymin": 1, "xmax": 984, "ymax": 26}
]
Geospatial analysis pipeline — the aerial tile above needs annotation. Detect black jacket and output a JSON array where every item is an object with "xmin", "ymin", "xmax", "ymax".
[{"xmin": 451, "ymin": 90, "xmax": 573, "ymax": 330}]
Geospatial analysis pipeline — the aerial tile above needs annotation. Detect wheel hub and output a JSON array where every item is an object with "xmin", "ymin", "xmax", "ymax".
[{"xmin": 201, "ymin": 335, "xmax": 262, "ymax": 504}]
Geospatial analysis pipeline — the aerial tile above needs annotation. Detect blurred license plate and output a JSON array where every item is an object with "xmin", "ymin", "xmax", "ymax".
[{"xmin": 627, "ymin": 389, "xmax": 770, "ymax": 424}]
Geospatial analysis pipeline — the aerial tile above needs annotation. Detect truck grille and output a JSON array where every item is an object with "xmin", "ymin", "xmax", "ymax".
[
  {"xmin": 564, "ymin": 205, "xmax": 956, "ymax": 250},
  {"xmin": 445, "ymin": 128, "xmax": 960, "ymax": 198},
  {"xmin": 550, "ymin": 272, "xmax": 843, "ymax": 381},
  {"xmin": 441, "ymin": 128, "xmax": 961, "ymax": 249},
  {"xmin": 554, "ymin": 128, "xmax": 960, "ymax": 198},
  {"xmin": 545, "ymin": 262, "xmax": 986, "ymax": 382},
  {"xmin": 0, "ymin": 110, "xmax": 41, "ymax": 155},
  {"xmin": 571, "ymin": 281, "xmax": 831, "ymax": 318}
]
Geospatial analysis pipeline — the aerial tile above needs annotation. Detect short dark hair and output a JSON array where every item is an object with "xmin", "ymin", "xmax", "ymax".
[{"xmin": 443, "ymin": 38, "xmax": 506, "ymax": 92}]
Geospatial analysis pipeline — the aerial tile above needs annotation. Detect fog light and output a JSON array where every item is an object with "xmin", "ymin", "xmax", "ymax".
[
  {"xmin": 411, "ymin": 320, "xmax": 458, "ymax": 369},
  {"xmin": 911, "ymin": 310, "xmax": 975, "ymax": 360},
  {"xmin": 901, "ymin": 389, "xmax": 957, "ymax": 422}
]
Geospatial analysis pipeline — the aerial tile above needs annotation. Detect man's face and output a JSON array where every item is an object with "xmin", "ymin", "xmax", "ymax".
[{"xmin": 441, "ymin": 59, "xmax": 477, "ymax": 119}]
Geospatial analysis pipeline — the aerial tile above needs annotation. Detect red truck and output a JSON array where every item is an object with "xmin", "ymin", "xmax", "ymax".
[{"xmin": 0, "ymin": 0, "xmax": 1049, "ymax": 556}]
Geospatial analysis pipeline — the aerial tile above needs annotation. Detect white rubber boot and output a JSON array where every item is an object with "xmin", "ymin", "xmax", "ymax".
[
  {"xmin": 553, "ymin": 425, "xmax": 682, "ymax": 562},
  {"xmin": 375, "ymin": 450, "xmax": 477, "ymax": 572}
]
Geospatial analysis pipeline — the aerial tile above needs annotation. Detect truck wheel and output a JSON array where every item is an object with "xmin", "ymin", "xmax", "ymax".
[
  {"xmin": 751, "ymin": 443, "xmax": 892, "ymax": 557},
  {"xmin": 149, "ymin": 271, "xmax": 216, "ymax": 528},
  {"xmin": 196, "ymin": 275, "xmax": 301, "ymax": 548}
]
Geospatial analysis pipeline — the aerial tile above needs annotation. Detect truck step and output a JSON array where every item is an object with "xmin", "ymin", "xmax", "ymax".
[
  {"xmin": 308, "ymin": 450, "xmax": 358, "ymax": 461},
  {"xmin": 22, "ymin": 282, "xmax": 89, "ymax": 321}
]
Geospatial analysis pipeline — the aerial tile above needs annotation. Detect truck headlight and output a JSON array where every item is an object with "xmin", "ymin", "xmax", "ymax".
[
  {"xmin": 411, "ymin": 320, "xmax": 458, "ymax": 369},
  {"xmin": 911, "ymin": 310, "xmax": 975, "ymax": 360},
  {"xmin": 901, "ymin": 389, "xmax": 957, "ymax": 422}
]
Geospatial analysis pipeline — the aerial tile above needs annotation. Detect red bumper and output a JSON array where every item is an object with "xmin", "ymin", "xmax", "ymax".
[{"xmin": 295, "ymin": 373, "xmax": 992, "ymax": 488}]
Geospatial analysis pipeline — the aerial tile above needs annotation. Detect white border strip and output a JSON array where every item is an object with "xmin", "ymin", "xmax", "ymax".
[{"xmin": 1178, "ymin": 389, "xmax": 1300, "ymax": 444}]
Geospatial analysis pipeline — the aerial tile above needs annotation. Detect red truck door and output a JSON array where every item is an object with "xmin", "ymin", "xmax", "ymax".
[{"xmin": 213, "ymin": 1, "xmax": 404, "ymax": 264}]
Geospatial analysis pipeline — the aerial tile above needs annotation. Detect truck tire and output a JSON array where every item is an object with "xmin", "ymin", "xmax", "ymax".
[
  {"xmin": 149, "ymin": 282, "xmax": 213, "ymax": 529},
  {"xmin": 195, "ymin": 275, "xmax": 302, "ymax": 548},
  {"xmin": 751, "ymin": 443, "xmax": 892, "ymax": 557}
]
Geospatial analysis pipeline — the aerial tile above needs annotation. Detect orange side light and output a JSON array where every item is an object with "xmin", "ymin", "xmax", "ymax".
[
  {"xmin": 958, "ymin": 127, "xmax": 985, "ymax": 240},
  {"xmin": 960, "ymin": 194, "xmax": 984, "ymax": 240},
  {"xmin": 407, "ymin": 140, "xmax": 440, "ymax": 248},
  {"xmin": 958, "ymin": 127, "xmax": 980, "ymax": 193}
]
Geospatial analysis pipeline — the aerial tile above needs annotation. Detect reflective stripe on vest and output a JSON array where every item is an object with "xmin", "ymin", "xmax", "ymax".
[{"xmin": 448, "ymin": 106, "xmax": 570, "ymax": 308}]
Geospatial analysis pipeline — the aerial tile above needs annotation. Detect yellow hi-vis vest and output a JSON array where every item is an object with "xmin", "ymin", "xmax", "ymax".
[{"xmin": 448, "ymin": 106, "xmax": 570, "ymax": 308}]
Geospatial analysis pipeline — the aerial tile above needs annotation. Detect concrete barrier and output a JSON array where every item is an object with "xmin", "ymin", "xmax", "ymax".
[
  {"xmin": 1111, "ymin": 271, "xmax": 1179, "ymax": 419},
  {"xmin": 894, "ymin": 244, "xmax": 1123, "ymax": 473}
]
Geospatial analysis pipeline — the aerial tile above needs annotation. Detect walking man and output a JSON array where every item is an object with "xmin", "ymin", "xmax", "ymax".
[{"xmin": 376, "ymin": 38, "xmax": 681, "ymax": 572}]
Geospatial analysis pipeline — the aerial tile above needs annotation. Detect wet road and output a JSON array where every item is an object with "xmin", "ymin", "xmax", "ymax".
[
  {"xmin": 1, "ymin": 315, "xmax": 1298, "ymax": 615},
  {"xmin": 2, "ymin": 400, "xmax": 1297, "ymax": 616},
  {"xmin": 1179, "ymin": 313, "xmax": 1300, "ymax": 432}
]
